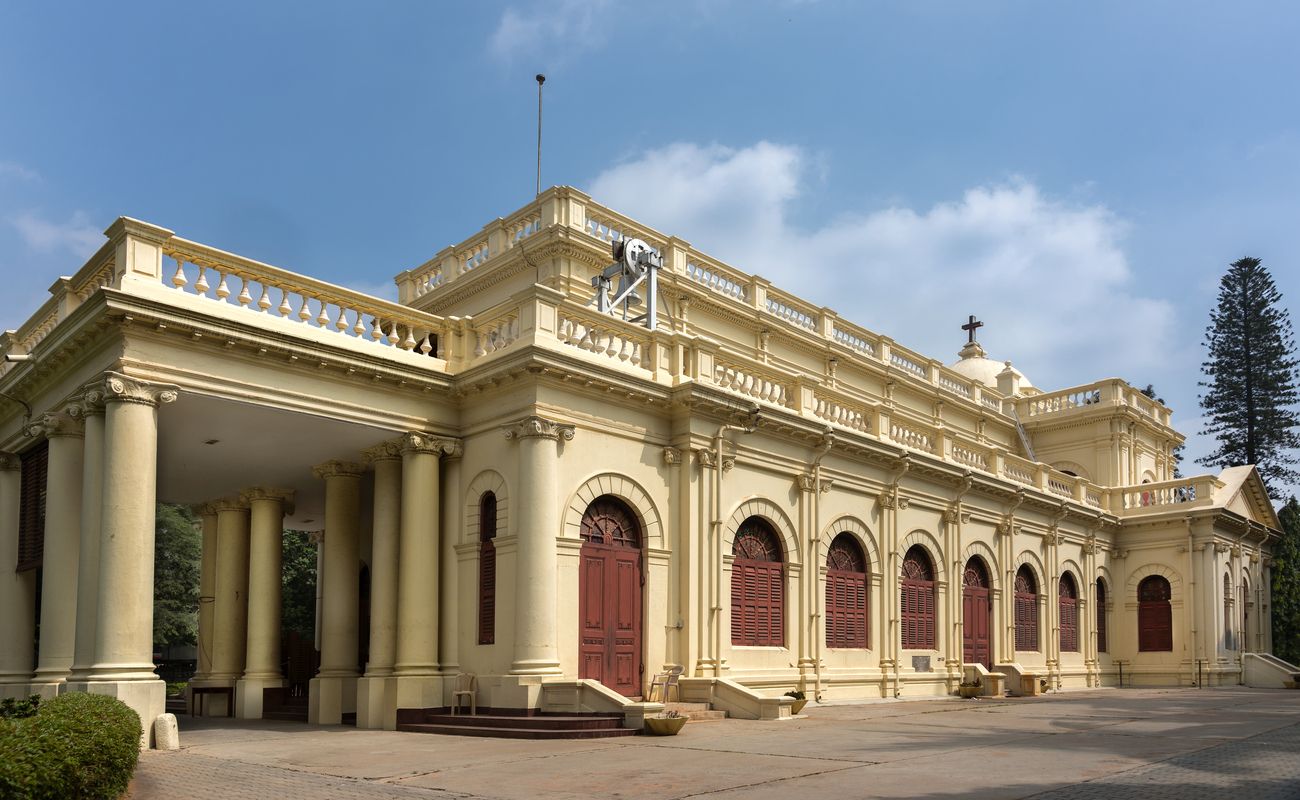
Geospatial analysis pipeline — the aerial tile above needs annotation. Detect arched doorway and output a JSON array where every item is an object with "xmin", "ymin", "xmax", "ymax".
[
  {"xmin": 962, "ymin": 557, "xmax": 992, "ymax": 668},
  {"xmin": 578, "ymin": 495, "xmax": 643, "ymax": 696},
  {"xmin": 1138, "ymin": 575, "xmax": 1172, "ymax": 652},
  {"xmin": 1014, "ymin": 566, "xmax": 1039, "ymax": 652},
  {"xmin": 901, "ymin": 546, "xmax": 936, "ymax": 650}
]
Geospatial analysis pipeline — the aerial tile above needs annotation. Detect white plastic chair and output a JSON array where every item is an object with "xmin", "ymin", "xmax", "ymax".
[{"xmin": 451, "ymin": 672, "xmax": 477, "ymax": 715}]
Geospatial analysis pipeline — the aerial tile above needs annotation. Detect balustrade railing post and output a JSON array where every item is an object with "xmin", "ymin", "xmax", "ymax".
[
  {"xmin": 105, "ymin": 217, "xmax": 175, "ymax": 291},
  {"xmin": 667, "ymin": 238, "xmax": 690, "ymax": 276}
]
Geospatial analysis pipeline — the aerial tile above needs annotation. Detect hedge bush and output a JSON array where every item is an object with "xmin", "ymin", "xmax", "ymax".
[{"xmin": 0, "ymin": 692, "xmax": 141, "ymax": 799}]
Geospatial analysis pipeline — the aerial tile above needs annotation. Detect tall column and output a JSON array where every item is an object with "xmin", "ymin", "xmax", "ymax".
[
  {"xmin": 357, "ymin": 440, "xmax": 401, "ymax": 730},
  {"xmin": 192, "ymin": 505, "xmax": 218, "ymax": 680},
  {"xmin": 30, "ymin": 409, "xmax": 84, "ymax": 693},
  {"xmin": 236, "ymin": 488, "xmax": 293, "ymax": 719},
  {"xmin": 504, "ymin": 416, "xmax": 573, "ymax": 676},
  {"xmin": 309, "ymin": 460, "xmax": 363, "ymax": 725},
  {"xmin": 206, "ymin": 498, "xmax": 251, "ymax": 692},
  {"xmin": 0, "ymin": 453, "xmax": 35, "ymax": 695},
  {"xmin": 391, "ymin": 434, "xmax": 457, "ymax": 722},
  {"xmin": 69, "ymin": 390, "xmax": 105, "ymax": 683},
  {"xmin": 87, "ymin": 373, "xmax": 177, "ymax": 747}
]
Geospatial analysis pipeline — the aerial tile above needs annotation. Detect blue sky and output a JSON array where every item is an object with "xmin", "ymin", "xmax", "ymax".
[{"xmin": 3, "ymin": 0, "xmax": 1299, "ymax": 476}]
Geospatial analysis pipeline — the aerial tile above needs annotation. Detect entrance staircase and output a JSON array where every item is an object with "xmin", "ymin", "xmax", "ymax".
[
  {"xmin": 397, "ymin": 711, "xmax": 640, "ymax": 740},
  {"xmin": 262, "ymin": 688, "xmax": 309, "ymax": 722},
  {"xmin": 664, "ymin": 702, "xmax": 726, "ymax": 722}
]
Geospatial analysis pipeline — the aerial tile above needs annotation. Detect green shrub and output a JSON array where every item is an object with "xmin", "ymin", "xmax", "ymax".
[
  {"xmin": 0, "ymin": 695, "xmax": 40, "ymax": 719},
  {"xmin": 0, "ymin": 692, "xmax": 141, "ymax": 799}
]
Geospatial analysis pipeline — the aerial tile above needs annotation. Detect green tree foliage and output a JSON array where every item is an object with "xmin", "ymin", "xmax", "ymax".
[
  {"xmin": 1137, "ymin": 383, "xmax": 1184, "ymax": 477},
  {"xmin": 281, "ymin": 529, "xmax": 317, "ymax": 639},
  {"xmin": 1274, "ymin": 498, "xmax": 1300, "ymax": 665},
  {"xmin": 153, "ymin": 503, "xmax": 200, "ymax": 650},
  {"xmin": 1198, "ymin": 257, "xmax": 1300, "ymax": 497}
]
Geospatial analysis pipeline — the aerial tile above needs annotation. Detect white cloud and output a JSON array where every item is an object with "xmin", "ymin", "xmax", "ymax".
[
  {"xmin": 0, "ymin": 162, "xmax": 39, "ymax": 182},
  {"xmin": 587, "ymin": 141, "xmax": 1178, "ymax": 392},
  {"xmin": 489, "ymin": 0, "xmax": 613, "ymax": 65},
  {"xmin": 9, "ymin": 211, "xmax": 102, "ymax": 258}
]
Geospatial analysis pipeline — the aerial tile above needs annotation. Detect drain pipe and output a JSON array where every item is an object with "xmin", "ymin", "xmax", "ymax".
[
  {"xmin": 809, "ymin": 429, "xmax": 835, "ymax": 703},
  {"xmin": 710, "ymin": 407, "xmax": 760, "ymax": 676},
  {"xmin": 886, "ymin": 456, "xmax": 911, "ymax": 698}
]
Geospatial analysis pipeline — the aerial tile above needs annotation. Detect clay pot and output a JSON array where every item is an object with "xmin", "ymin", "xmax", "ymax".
[{"xmin": 644, "ymin": 716, "xmax": 688, "ymax": 735}]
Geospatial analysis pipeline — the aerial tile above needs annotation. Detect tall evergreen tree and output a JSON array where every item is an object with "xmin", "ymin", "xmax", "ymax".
[
  {"xmin": 1198, "ymin": 257, "xmax": 1300, "ymax": 497},
  {"xmin": 1273, "ymin": 498, "xmax": 1300, "ymax": 665}
]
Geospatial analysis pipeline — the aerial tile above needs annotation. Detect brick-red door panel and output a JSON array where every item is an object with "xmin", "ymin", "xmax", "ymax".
[{"xmin": 579, "ymin": 541, "xmax": 643, "ymax": 696}]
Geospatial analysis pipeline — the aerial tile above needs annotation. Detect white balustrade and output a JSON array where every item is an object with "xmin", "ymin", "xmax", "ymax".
[
  {"xmin": 714, "ymin": 363, "xmax": 790, "ymax": 406},
  {"xmin": 938, "ymin": 374, "xmax": 973, "ymax": 399},
  {"xmin": 764, "ymin": 297, "xmax": 816, "ymax": 330},
  {"xmin": 889, "ymin": 422, "xmax": 934, "ymax": 453},
  {"xmin": 508, "ymin": 216, "xmax": 541, "ymax": 246},
  {"xmin": 459, "ymin": 240, "xmax": 490, "ymax": 274},
  {"xmin": 1047, "ymin": 475, "xmax": 1073, "ymax": 498},
  {"xmin": 1025, "ymin": 388, "xmax": 1102, "ymax": 417},
  {"xmin": 557, "ymin": 316, "xmax": 646, "ymax": 369},
  {"xmin": 813, "ymin": 397, "xmax": 870, "ymax": 433},
  {"xmin": 889, "ymin": 351, "xmax": 927, "ymax": 378},
  {"xmin": 952, "ymin": 444, "xmax": 989, "ymax": 472},
  {"xmin": 1002, "ymin": 456, "xmax": 1036, "ymax": 485},
  {"xmin": 685, "ymin": 261, "xmax": 747, "ymax": 301},
  {"xmin": 473, "ymin": 316, "xmax": 519, "ymax": 358},
  {"xmin": 833, "ymin": 327, "xmax": 876, "ymax": 357}
]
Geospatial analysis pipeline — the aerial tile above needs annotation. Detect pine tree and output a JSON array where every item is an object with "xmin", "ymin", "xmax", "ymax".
[
  {"xmin": 1273, "ymin": 498, "xmax": 1300, "ymax": 665},
  {"xmin": 1198, "ymin": 257, "xmax": 1300, "ymax": 497}
]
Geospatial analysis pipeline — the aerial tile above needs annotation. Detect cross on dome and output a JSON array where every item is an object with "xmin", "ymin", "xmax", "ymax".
[{"xmin": 962, "ymin": 315, "xmax": 983, "ymax": 344}]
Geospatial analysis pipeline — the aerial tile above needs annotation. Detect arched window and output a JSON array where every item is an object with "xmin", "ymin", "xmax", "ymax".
[
  {"xmin": 1223, "ymin": 573, "xmax": 1233, "ymax": 651},
  {"xmin": 731, "ymin": 517, "xmax": 784, "ymax": 647},
  {"xmin": 900, "ymin": 546, "xmax": 936, "ymax": 650},
  {"xmin": 1059, "ymin": 573, "xmax": 1079, "ymax": 652},
  {"xmin": 1138, "ymin": 575, "xmax": 1173, "ymax": 652},
  {"xmin": 478, "ymin": 492, "xmax": 497, "ymax": 645},
  {"xmin": 1014, "ymin": 566, "xmax": 1039, "ymax": 651},
  {"xmin": 826, "ymin": 534, "xmax": 868, "ymax": 649},
  {"xmin": 1096, "ymin": 579, "xmax": 1108, "ymax": 653}
]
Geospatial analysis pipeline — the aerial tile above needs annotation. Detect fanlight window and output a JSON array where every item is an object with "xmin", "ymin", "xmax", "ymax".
[
  {"xmin": 731, "ymin": 517, "xmax": 784, "ymax": 647},
  {"xmin": 579, "ymin": 496, "xmax": 641, "ymax": 548},
  {"xmin": 826, "ymin": 533, "xmax": 868, "ymax": 649},
  {"xmin": 900, "ymin": 546, "xmax": 936, "ymax": 649},
  {"xmin": 1138, "ymin": 575, "xmax": 1173, "ymax": 652},
  {"xmin": 1014, "ymin": 566, "xmax": 1039, "ymax": 652},
  {"xmin": 1059, "ymin": 573, "xmax": 1079, "ymax": 653}
]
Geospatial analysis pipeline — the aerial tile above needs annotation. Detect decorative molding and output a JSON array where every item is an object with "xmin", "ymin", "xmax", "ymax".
[
  {"xmin": 402, "ymin": 431, "xmax": 462, "ymax": 457},
  {"xmin": 192, "ymin": 502, "xmax": 218, "ymax": 517},
  {"xmin": 502, "ymin": 415, "xmax": 575, "ymax": 443},
  {"xmin": 312, "ymin": 460, "xmax": 366, "ymax": 480},
  {"xmin": 662, "ymin": 446, "xmax": 682, "ymax": 466},
  {"xmin": 362, "ymin": 438, "xmax": 404, "ymax": 463},
  {"xmin": 69, "ymin": 387, "xmax": 107, "ymax": 418},
  {"xmin": 100, "ymin": 371, "xmax": 179, "ymax": 408},
  {"xmin": 240, "ymin": 487, "xmax": 296, "ymax": 513},
  {"xmin": 210, "ymin": 496, "xmax": 250, "ymax": 513}
]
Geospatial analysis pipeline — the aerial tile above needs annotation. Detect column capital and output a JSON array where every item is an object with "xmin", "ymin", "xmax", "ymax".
[
  {"xmin": 0, "ymin": 452, "xmax": 18, "ymax": 471},
  {"xmin": 210, "ymin": 496, "xmax": 250, "ymax": 513},
  {"xmin": 313, "ymin": 460, "xmax": 366, "ymax": 480},
  {"xmin": 240, "ymin": 487, "xmax": 295, "ymax": 512},
  {"xmin": 362, "ymin": 438, "xmax": 404, "ymax": 463},
  {"xmin": 100, "ymin": 372, "xmax": 179, "ymax": 408},
  {"xmin": 69, "ymin": 387, "xmax": 108, "ymax": 419},
  {"xmin": 401, "ymin": 432, "xmax": 461, "ymax": 457},
  {"xmin": 191, "ymin": 502, "xmax": 219, "ymax": 517},
  {"xmin": 503, "ymin": 415, "xmax": 575, "ymax": 443},
  {"xmin": 26, "ymin": 410, "xmax": 84, "ymax": 439}
]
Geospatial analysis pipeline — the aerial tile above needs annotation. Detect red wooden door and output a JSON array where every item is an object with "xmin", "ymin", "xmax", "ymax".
[
  {"xmin": 579, "ymin": 498, "xmax": 643, "ymax": 697},
  {"xmin": 962, "ymin": 559, "xmax": 991, "ymax": 668},
  {"xmin": 1138, "ymin": 576, "xmax": 1172, "ymax": 652}
]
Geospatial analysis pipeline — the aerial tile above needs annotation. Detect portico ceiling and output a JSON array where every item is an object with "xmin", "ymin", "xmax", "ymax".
[{"xmin": 157, "ymin": 392, "xmax": 397, "ymax": 529}]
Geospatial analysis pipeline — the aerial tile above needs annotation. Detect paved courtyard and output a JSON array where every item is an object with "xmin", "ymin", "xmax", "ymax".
[{"xmin": 128, "ymin": 687, "xmax": 1300, "ymax": 799}]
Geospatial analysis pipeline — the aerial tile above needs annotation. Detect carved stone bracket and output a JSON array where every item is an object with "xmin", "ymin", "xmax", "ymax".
[
  {"xmin": 0, "ymin": 452, "xmax": 18, "ymax": 471},
  {"xmin": 695, "ymin": 449, "xmax": 733, "ymax": 471},
  {"xmin": 996, "ymin": 520, "xmax": 1016, "ymax": 538},
  {"xmin": 26, "ymin": 410, "xmax": 84, "ymax": 439},
  {"xmin": 1213, "ymin": 542, "xmax": 1231, "ymax": 555},
  {"xmin": 100, "ymin": 371, "xmax": 179, "ymax": 408},
  {"xmin": 312, "ymin": 460, "xmax": 366, "ymax": 480},
  {"xmin": 363, "ymin": 438, "xmax": 405, "ymax": 463},
  {"xmin": 502, "ymin": 416, "xmax": 575, "ymax": 443},
  {"xmin": 662, "ymin": 447, "xmax": 682, "ymax": 466}
]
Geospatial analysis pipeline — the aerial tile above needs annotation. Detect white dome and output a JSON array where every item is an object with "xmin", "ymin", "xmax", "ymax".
[{"xmin": 948, "ymin": 342, "xmax": 1033, "ymax": 391}]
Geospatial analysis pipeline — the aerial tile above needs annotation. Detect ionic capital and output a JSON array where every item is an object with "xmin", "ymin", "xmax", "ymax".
[
  {"xmin": 69, "ymin": 387, "xmax": 107, "ymax": 419},
  {"xmin": 210, "ymin": 496, "xmax": 250, "ymax": 513},
  {"xmin": 502, "ymin": 416, "xmax": 575, "ymax": 443},
  {"xmin": 240, "ymin": 487, "xmax": 296, "ymax": 513},
  {"xmin": 100, "ymin": 372, "xmax": 179, "ymax": 408},
  {"xmin": 0, "ymin": 452, "xmax": 18, "ymax": 471},
  {"xmin": 362, "ymin": 438, "xmax": 404, "ymax": 463},
  {"xmin": 312, "ymin": 460, "xmax": 366, "ymax": 480},
  {"xmin": 192, "ymin": 502, "xmax": 218, "ymax": 518},
  {"xmin": 401, "ymin": 432, "xmax": 461, "ymax": 457},
  {"xmin": 26, "ymin": 410, "xmax": 84, "ymax": 439}
]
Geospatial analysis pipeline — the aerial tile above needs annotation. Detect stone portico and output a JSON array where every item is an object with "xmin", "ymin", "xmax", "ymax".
[{"xmin": 0, "ymin": 189, "xmax": 1292, "ymax": 747}]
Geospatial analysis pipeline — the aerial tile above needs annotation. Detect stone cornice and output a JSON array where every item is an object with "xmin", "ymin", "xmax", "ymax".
[
  {"xmin": 101, "ymin": 371, "xmax": 179, "ymax": 408},
  {"xmin": 312, "ymin": 460, "xmax": 366, "ymax": 479},
  {"xmin": 503, "ymin": 415, "xmax": 575, "ymax": 442},
  {"xmin": 401, "ymin": 432, "xmax": 462, "ymax": 457}
]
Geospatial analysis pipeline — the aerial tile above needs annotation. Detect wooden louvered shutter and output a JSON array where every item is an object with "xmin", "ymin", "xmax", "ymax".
[
  {"xmin": 900, "ymin": 548, "xmax": 935, "ymax": 649},
  {"xmin": 478, "ymin": 493, "xmax": 497, "ymax": 645},
  {"xmin": 731, "ymin": 519, "xmax": 784, "ymax": 647},
  {"xmin": 1138, "ymin": 577, "xmax": 1172, "ymax": 652},
  {"xmin": 1096, "ymin": 580, "xmax": 1108, "ymax": 653},
  {"xmin": 1059, "ymin": 579, "xmax": 1078, "ymax": 652},
  {"xmin": 1015, "ymin": 569, "xmax": 1039, "ymax": 651},
  {"xmin": 826, "ymin": 535, "xmax": 868, "ymax": 649},
  {"xmin": 17, "ymin": 442, "xmax": 48, "ymax": 572}
]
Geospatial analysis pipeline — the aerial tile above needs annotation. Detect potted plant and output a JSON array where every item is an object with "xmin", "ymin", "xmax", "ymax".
[
  {"xmin": 957, "ymin": 679, "xmax": 982, "ymax": 699},
  {"xmin": 644, "ymin": 709, "xmax": 688, "ymax": 736},
  {"xmin": 784, "ymin": 690, "xmax": 808, "ymax": 715}
]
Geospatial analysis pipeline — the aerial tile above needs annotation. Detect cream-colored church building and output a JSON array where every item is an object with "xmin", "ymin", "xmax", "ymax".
[{"xmin": 1, "ymin": 187, "xmax": 1295, "ymax": 746}]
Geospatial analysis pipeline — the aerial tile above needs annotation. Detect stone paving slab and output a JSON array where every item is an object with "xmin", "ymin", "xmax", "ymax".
[{"xmin": 127, "ymin": 687, "xmax": 1300, "ymax": 800}]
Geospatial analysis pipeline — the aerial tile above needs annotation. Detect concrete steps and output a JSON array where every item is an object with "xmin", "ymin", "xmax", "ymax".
[
  {"xmin": 398, "ymin": 712, "xmax": 640, "ymax": 740},
  {"xmin": 664, "ymin": 702, "xmax": 726, "ymax": 721}
]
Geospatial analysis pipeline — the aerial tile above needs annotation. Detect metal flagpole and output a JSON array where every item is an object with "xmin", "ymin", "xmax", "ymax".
[{"xmin": 536, "ymin": 74, "xmax": 546, "ymax": 198}]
